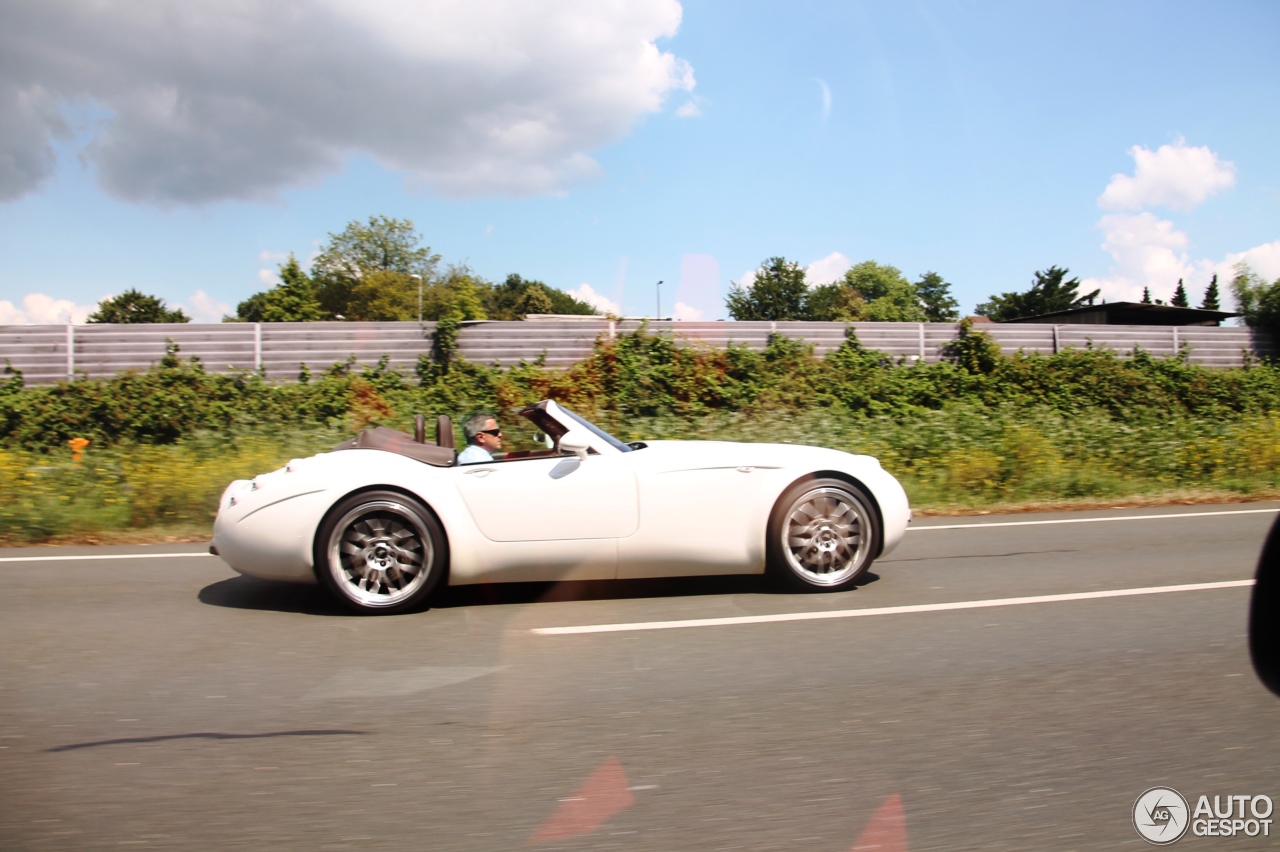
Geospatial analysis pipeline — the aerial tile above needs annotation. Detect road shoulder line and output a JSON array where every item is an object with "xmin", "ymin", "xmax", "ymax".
[
  {"xmin": 910, "ymin": 507, "xmax": 1279, "ymax": 531},
  {"xmin": 531, "ymin": 579, "xmax": 1255, "ymax": 635},
  {"xmin": 0, "ymin": 552, "xmax": 215, "ymax": 564}
]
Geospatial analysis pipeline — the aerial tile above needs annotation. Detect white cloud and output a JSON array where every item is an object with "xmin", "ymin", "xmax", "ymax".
[
  {"xmin": 565, "ymin": 283, "xmax": 620, "ymax": 315},
  {"xmin": 1084, "ymin": 216, "xmax": 1280, "ymax": 308},
  {"xmin": 0, "ymin": 0, "xmax": 694, "ymax": 203},
  {"xmin": 736, "ymin": 254, "xmax": 852, "ymax": 291},
  {"xmin": 1098, "ymin": 139, "xmax": 1236, "ymax": 212},
  {"xmin": 258, "ymin": 250, "xmax": 289, "ymax": 263},
  {"xmin": 184, "ymin": 290, "xmax": 231, "ymax": 323},
  {"xmin": 1080, "ymin": 212, "xmax": 1195, "ymax": 302},
  {"xmin": 1082, "ymin": 140, "xmax": 1278, "ymax": 307},
  {"xmin": 675, "ymin": 100, "xmax": 702, "ymax": 118},
  {"xmin": 805, "ymin": 251, "xmax": 851, "ymax": 286},
  {"xmin": 1082, "ymin": 202, "xmax": 1280, "ymax": 311},
  {"xmin": 815, "ymin": 79, "xmax": 832, "ymax": 122},
  {"xmin": 1212, "ymin": 240, "xmax": 1280, "ymax": 290},
  {"xmin": 0, "ymin": 292, "xmax": 95, "ymax": 324},
  {"xmin": 672, "ymin": 300, "xmax": 702, "ymax": 320},
  {"xmin": 257, "ymin": 268, "xmax": 280, "ymax": 287}
]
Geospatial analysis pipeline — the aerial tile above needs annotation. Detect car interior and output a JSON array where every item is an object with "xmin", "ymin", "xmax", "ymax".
[{"xmin": 333, "ymin": 408, "xmax": 571, "ymax": 467}]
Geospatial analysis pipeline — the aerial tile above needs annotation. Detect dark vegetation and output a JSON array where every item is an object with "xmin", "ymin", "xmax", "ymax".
[
  {"xmin": 974, "ymin": 266, "xmax": 1099, "ymax": 321},
  {"xmin": 87, "ymin": 288, "xmax": 190, "ymax": 324},
  {"xmin": 726, "ymin": 257, "xmax": 959, "ymax": 322}
]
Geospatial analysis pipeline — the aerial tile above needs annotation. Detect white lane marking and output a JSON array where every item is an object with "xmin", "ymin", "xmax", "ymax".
[
  {"xmin": 910, "ymin": 508, "xmax": 1280, "ymax": 531},
  {"xmin": 0, "ymin": 552, "xmax": 215, "ymax": 564},
  {"xmin": 531, "ymin": 580, "xmax": 1255, "ymax": 635}
]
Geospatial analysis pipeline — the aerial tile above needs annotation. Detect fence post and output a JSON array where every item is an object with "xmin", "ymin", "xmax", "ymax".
[
  {"xmin": 1053, "ymin": 325, "xmax": 1060, "ymax": 354},
  {"xmin": 254, "ymin": 323, "xmax": 262, "ymax": 372},
  {"xmin": 1172, "ymin": 326, "xmax": 1179, "ymax": 356},
  {"xmin": 918, "ymin": 323, "xmax": 925, "ymax": 361},
  {"xmin": 608, "ymin": 319, "xmax": 616, "ymax": 341},
  {"xmin": 66, "ymin": 324, "xmax": 75, "ymax": 379}
]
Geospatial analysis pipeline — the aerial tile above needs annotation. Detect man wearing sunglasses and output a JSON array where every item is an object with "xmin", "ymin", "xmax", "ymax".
[{"xmin": 458, "ymin": 412, "xmax": 504, "ymax": 464}]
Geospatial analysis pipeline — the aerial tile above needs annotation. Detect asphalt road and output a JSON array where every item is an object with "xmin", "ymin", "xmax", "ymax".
[{"xmin": 3, "ymin": 504, "xmax": 1279, "ymax": 851}]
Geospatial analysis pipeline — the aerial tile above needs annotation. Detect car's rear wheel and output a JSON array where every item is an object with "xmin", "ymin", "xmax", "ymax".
[
  {"xmin": 768, "ymin": 478, "xmax": 880, "ymax": 592},
  {"xmin": 315, "ymin": 491, "xmax": 446, "ymax": 614}
]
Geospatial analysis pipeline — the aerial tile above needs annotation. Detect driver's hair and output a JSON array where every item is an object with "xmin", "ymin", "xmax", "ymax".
[{"xmin": 462, "ymin": 412, "xmax": 497, "ymax": 445}]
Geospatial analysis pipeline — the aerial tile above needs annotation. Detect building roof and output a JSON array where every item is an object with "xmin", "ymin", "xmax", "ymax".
[{"xmin": 1002, "ymin": 301, "xmax": 1238, "ymax": 326}]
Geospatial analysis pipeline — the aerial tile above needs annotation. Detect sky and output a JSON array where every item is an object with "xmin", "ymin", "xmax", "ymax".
[{"xmin": 1, "ymin": 0, "xmax": 1278, "ymax": 325}]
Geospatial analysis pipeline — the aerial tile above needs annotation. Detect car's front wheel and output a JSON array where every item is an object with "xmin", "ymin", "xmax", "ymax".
[
  {"xmin": 768, "ymin": 478, "xmax": 880, "ymax": 592},
  {"xmin": 315, "ymin": 490, "xmax": 446, "ymax": 614}
]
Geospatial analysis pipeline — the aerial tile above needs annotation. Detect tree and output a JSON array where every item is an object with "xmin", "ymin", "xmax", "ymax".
[
  {"xmin": 843, "ymin": 261, "xmax": 927, "ymax": 322},
  {"xmin": 804, "ymin": 261, "xmax": 927, "ymax": 322},
  {"xmin": 1171, "ymin": 279, "xmax": 1189, "ymax": 307},
  {"xmin": 974, "ymin": 266, "xmax": 1100, "ymax": 322},
  {"xmin": 726, "ymin": 257, "xmax": 808, "ymax": 320},
  {"xmin": 311, "ymin": 215, "xmax": 441, "ymax": 318},
  {"xmin": 344, "ymin": 270, "xmax": 424, "ymax": 321},
  {"xmin": 914, "ymin": 271, "xmax": 960, "ymax": 322},
  {"xmin": 337, "ymin": 265, "xmax": 490, "ymax": 322},
  {"xmin": 1230, "ymin": 262, "xmax": 1280, "ymax": 332},
  {"xmin": 87, "ymin": 289, "xmax": 189, "ymax": 323},
  {"xmin": 234, "ymin": 255, "xmax": 325, "ymax": 322},
  {"xmin": 805, "ymin": 282, "xmax": 868, "ymax": 321},
  {"xmin": 1201, "ymin": 274, "xmax": 1221, "ymax": 310},
  {"xmin": 486, "ymin": 274, "xmax": 597, "ymax": 319},
  {"xmin": 417, "ymin": 266, "xmax": 489, "ymax": 322},
  {"xmin": 1141, "ymin": 286, "xmax": 1152, "ymax": 304}
]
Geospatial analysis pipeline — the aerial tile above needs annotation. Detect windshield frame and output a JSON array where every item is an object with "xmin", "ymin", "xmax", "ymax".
[{"xmin": 557, "ymin": 405, "xmax": 632, "ymax": 453}]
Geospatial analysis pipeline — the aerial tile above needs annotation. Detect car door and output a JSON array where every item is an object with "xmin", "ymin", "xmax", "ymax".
[
  {"xmin": 452, "ymin": 454, "xmax": 639, "ymax": 543},
  {"xmin": 617, "ymin": 464, "xmax": 777, "ymax": 578}
]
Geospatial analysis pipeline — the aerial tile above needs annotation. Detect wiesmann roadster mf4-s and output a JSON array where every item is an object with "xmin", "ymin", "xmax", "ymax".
[{"xmin": 212, "ymin": 400, "xmax": 910, "ymax": 614}]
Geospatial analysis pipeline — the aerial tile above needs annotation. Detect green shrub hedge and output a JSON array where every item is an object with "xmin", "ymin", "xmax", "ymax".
[{"xmin": 2, "ymin": 324, "xmax": 1278, "ymax": 543}]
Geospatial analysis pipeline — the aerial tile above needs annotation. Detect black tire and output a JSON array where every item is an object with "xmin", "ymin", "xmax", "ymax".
[
  {"xmin": 767, "ymin": 477, "xmax": 880, "ymax": 592},
  {"xmin": 314, "ymin": 490, "xmax": 447, "ymax": 614}
]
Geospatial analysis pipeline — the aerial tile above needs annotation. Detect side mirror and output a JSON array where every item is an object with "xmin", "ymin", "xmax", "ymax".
[
  {"xmin": 559, "ymin": 429, "xmax": 590, "ymax": 461},
  {"xmin": 534, "ymin": 430, "xmax": 554, "ymax": 449}
]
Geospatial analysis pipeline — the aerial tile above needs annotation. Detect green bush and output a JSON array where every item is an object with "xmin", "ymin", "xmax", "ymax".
[{"xmin": 3, "ymin": 326, "xmax": 1280, "ymax": 542}]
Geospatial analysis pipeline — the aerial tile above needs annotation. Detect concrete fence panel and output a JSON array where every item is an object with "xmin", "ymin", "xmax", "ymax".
[{"xmin": 1, "ymin": 320, "xmax": 1274, "ymax": 385}]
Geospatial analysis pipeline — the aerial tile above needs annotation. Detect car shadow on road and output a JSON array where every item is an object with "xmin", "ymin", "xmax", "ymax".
[
  {"xmin": 198, "ymin": 576, "xmax": 348, "ymax": 616},
  {"xmin": 434, "ymin": 571, "xmax": 881, "ymax": 609},
  {"xmin": 198, "ymin": 572, "xmax": 881, "ymax": 616}
]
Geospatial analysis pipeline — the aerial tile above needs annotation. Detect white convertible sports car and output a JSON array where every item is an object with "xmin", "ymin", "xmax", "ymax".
[{"xmin": 212, "ymin": 400, "xmax": 910, "ymax": 614}]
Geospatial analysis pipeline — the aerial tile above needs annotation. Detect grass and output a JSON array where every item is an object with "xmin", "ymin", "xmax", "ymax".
[{"xmin": 5, "ymin": 407, "xmax": 1279, "ymax": 546}]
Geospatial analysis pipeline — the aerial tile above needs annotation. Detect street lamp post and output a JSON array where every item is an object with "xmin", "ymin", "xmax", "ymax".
[
  {"xmin": 410, "ymin": 274, "xmax": 423, "ymax": 322},
  {"xmin": 656, "ymin": 280, "xmax": 663, "ymax": 319}
]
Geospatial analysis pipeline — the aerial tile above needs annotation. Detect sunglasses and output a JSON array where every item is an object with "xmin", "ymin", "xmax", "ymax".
[{"xmin": 478, "ymin": 428, "xmax": 502, "ymax": 437}]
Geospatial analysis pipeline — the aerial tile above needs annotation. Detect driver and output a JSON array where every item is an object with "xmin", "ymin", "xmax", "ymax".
[{"xmin": 458, "ymin": 412, "xmax": 503, "ymax": 464}]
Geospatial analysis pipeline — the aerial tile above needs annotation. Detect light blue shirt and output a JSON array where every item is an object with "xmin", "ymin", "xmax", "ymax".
[{"xmin": 457, "ymin": 444, "xmax": 493, "ymax": 465}]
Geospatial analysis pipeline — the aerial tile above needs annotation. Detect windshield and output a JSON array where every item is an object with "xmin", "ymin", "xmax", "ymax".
[{"xmin": 558, "ymin": 405, "xmax": 632, "ymax": 453}]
